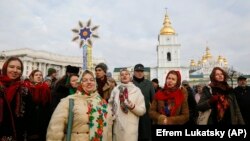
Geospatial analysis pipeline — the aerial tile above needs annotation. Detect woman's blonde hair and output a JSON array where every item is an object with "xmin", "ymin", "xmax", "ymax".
[{"xmin": 81, "ymin": 70, "xmax": 95, "ymax": 80}]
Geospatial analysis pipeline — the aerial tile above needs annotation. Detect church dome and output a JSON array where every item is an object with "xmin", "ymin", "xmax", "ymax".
[
  {"xmin": 223, "ymin": 58, "xmax": 228, "ymax": 65},
  {"xmin": 202, "ymin": 55, "xmax": 207, "ymax": 63},
  {"xmin": 190, "ymin": 59, "xmax": 196, "ymax": 66},
  {"xmin": 160, "ymin": 14, "xmax": 176, "ymax": 35},
  {"xmin": 217, "ymin": 55, "xmax": 224, "ymax": 62},
  {"xmin": 205, "ymin": 47, "xmax": 212, "ymax": 59}
]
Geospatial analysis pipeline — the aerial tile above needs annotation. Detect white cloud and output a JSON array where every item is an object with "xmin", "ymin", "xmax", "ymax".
[{"xmin": 0, "ymin": 0, "xmax": 250, "ymax": 74}]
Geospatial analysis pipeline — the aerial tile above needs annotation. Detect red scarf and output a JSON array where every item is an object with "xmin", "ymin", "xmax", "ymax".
[
  {"xmin": 0, "ymin": 75, "xmax": 22, "ymax": 103},
  {"xmin": 0, "ymin": 75, "xmax": 22, "ymax": 126},
  {"xmin": 209, "ymin": 82, "xmax": 231, "ymax": 121},
  {"xmin": 154, "ymin": 70, "xmax": 184, "ymax": 116},
  {"xmin": 154, "ymin": 88, "xmax": 184, "ymax": 116},
  {"xmin": 119, "ymin": 86, "xmax": 129, "ymax": 114},
  {"xmin": 25, "ymin": 81, "xmax": 51, "ymax": 106}
]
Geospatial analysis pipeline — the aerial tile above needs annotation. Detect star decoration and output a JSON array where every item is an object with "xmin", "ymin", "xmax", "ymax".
[{"xmin": 72, "ymin": 19, "xmax": 99, "ymax": 47}]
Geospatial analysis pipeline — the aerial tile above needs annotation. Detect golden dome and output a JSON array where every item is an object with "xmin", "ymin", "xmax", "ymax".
[
  {"xmin": 190, "ymin": 59, "xmax": 196, "ymax": 66},
  {"xmin": 205, "ymin": 47, "xmax": 212, "ymax": 59},
  {"xmin": 217, "ymin": 55, "xmax": 224, "ymax": 62},
  {"xmin": 202, "ymin": 55, "xmax": 207, "ymax": 63},
  {"xmin": 160, "ymin": 14, "xmax": 176, "ymax": 35},
  {"xmin": 223, "ymin": 58, "xmax": 228, "ymax": 65}
]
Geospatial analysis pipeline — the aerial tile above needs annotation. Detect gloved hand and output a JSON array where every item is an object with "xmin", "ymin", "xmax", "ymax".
[
  {"xmin": 209, "ymin": 95, "xmax": 219, "ymax": 104},
  {"xmin": 124, "ymin": 99, "xmax": 135, "ymax": 110}
]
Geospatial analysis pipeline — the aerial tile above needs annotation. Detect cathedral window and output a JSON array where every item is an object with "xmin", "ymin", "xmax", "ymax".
[{"xmin": 167, "ymin": 52, "xmax": 171, "ymax": 61}]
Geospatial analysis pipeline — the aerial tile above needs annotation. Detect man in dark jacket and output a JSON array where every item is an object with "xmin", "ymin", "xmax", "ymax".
[
  {"xmin": 182, "ymin": 80, "xmax": 198, "ymax": 125},
  {"xmin": 50, "ymin": 65, "xmax": 79, "ymax": 113},
  {"xmin": 132, "ymin": 64, "xmax": 155, "ymax": 141},
  {"xmin": 234, "ymin": 76, "xmax": 250, "ymax": 124}
]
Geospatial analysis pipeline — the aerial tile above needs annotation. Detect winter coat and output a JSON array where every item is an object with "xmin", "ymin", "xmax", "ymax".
[
  {"xmin": 102, "ymin": 82, "xmax": 113, "ymax": 101},
  {"xmin": 197, "ymin": 86, "xmax": 245, "ymax": 125},
  {"xmin": 50, "ymin": 76, "xmax": 69, "ymax": 114},
  {"xmin": 234, "ymin": 86, "xmax": 250, "ymax": 124},
  {"xmin": 26, "ymin": 81, "xmax": 51, "ymax": 141},
  {"xmin": 0, "ymin": 78, "xmax": 32, "ymax": 141},
  {"xmin": 47, "ymin": 91, "xmax": 112, "ymax": 141},
  {"xmin": 149, "ymin": 87, "xmax": 189, "ymax": 125},
  {"xmin": 132, "ymin": 78, "xmax": 155, "ymax": 140},
  {"xmin": 109, "ymin": 82, "xmax": 146, "ymax": 141}
]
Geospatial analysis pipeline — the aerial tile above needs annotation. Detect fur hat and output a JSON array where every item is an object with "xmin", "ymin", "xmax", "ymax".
[
  {"xmin": 95, "ymin": 63, "xmax": 108, "ymax": 73},
  {"xmin": 48, "ymin": 68, "xmax": 56, "ymax": 76},
  {"xmin": 66, "ymin": 65, "xmax": 80, "ymax": 74}
]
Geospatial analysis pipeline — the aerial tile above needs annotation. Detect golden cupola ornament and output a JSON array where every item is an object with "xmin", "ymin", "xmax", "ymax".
[{"xmin": 160, "ymin": 14, "xmax": 176, "ymax": 35}]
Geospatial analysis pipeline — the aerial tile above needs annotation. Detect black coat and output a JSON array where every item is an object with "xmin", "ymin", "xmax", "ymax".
[
  {"xmin": 50, "ymin": 76, "xmax": 70, "ymax": 115},
  {"xmin": 0, "ymin": 83, "xmax": 33, "ymax": 141},
  {"xmin": 234, "ymin": 86, "xmax": 250, "ymax": 124}
]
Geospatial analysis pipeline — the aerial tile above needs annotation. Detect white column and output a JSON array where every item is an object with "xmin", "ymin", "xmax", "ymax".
[
  {"xmin": 28, "ymin": 61, "xmax": 32, "ymax": 76},
  {"xmin": 23, "ymin": 61, "xmax": 27, "ymax": 78},
  {"xmin": 44, "ymin": 63, "xmax": 47, "ymax": 77},
  {"xmin": 41, "ymin": 63, "xmax": 45, "ymax": 77},
  {"xmin": 45, "ymin": 63, "xmax": 48, "ymax": 76},
  {"xmin": 38, "ymin": 62, "xmax": 42, "ymax": 71}
]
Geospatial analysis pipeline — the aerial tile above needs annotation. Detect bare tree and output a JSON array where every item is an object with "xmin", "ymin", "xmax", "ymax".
[{"xmin": 227, "ymin": 66, "xmax": 237, "ymax": 87}]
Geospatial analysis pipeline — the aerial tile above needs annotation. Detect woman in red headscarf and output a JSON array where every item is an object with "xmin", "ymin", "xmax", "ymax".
[
  {"xmin": 25, "ymin": 69, "xmax": 51, "ymax": 141},
  {"xmin": 0, "ymin": 57, "xmax": 32, "ymax": 141},
  {"xmin": 149, "ymin": 70, "xmax": 189, "ymax": 125}
]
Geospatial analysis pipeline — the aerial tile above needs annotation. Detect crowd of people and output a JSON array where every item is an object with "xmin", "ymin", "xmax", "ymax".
[{"xmin": 0, "ymin": 56, "xmax": 249, "ymax": 141}]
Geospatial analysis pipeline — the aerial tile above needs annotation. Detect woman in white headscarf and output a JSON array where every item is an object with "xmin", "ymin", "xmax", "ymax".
[{"xmin": 109, "ymin": 68, "xmax": 146, "ymax": 141}]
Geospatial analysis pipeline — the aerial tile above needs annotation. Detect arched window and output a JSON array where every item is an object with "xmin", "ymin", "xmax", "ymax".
[{"xmin": 167, "ymin": 52, "xmax": 171, "ymax": 61}]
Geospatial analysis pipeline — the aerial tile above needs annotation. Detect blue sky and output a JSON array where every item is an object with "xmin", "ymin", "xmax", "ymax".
[{"xmin": 0, "ymin": 0, "xmax": 250, "ymax": 74}]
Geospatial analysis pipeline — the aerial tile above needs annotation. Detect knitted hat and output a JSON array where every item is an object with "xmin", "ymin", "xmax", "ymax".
[
  {"xmin": 48, "ymin": 68, "xmax": 56, "ymax": 76},
  {"xmin": 95, "ymin": 63, "xmax": 108, "ymax": 73},
  {"xmin": 66, "ymin": 65, "xmax": 80, "ymax": 74}
]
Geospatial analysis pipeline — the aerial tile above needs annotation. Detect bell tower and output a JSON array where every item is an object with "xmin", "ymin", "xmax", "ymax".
[{"xmin": 157, "ymin": 11, "xmax": 180, "ymax": 68}]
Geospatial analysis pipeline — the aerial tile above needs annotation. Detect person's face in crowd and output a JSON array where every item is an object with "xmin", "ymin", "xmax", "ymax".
[
  {"xmin": 215, "ymin": 69, "xmax": 224, "ymax": 82},
  {"xmin": 70, "ymin": 75, "xmax": 79, "ymax": 88},
  {"xmin": 238, "ymin": 79, "xmax": 247, "ymax": 87},
  {"xmin": 120, "ymin": 70, "xmax": 131, "ymax": 84},
  {"xmin": 51, "ymin": 72, "xmax": 57, "ymax": 79},
  {"xmin": 95, "ymin": 67, "xmax": 105, "ymax": 79},
  {"xmin": 134, "ymin": 70, "xmax": 144, "ymax": 79},
  {"xmin": 81, "ymin": 73, "xmax": 96, "ymax": 94},
  {"xmin": 7, "ymin": 60, "xmax": 22, "ymax": 80},
  {"xmin": 166, "ymin": 73, "xmax": 177, "ymax": 88},
  {"xmin": 33, "ymin": 71, "xmax": 43, "ymax": 83},
  {"xmin": 197, "ymin": 85, "xmax": 203, "ymax": 94},
  {"xmin": 108, "ymin": 79, "xmax": 116, "ymax": 88},
  {"xmin": 152, "ymin": 81, "xmax": 158, "ymax": 89}
]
